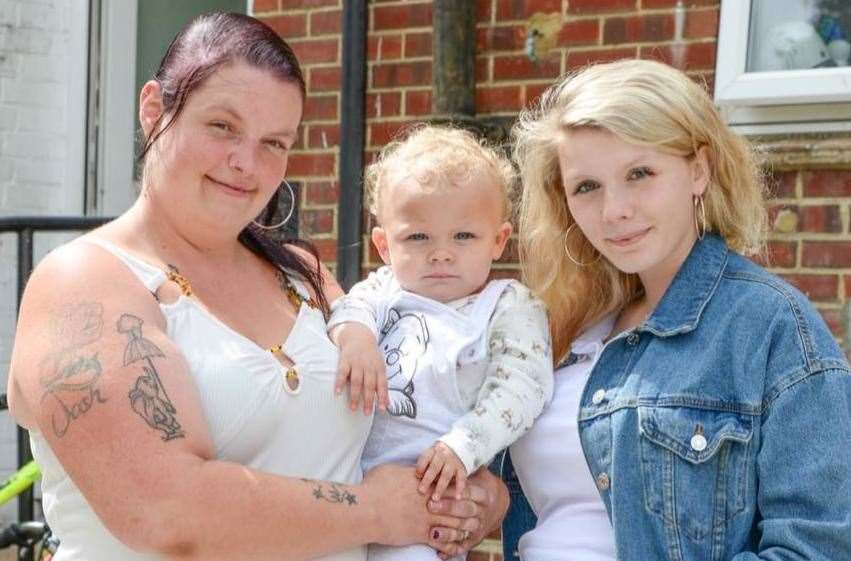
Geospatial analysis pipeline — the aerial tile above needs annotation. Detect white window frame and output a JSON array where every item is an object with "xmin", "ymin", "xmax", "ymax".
[{"xmin": 715, "ymin": 0, "xmax": 851, "ymax": 134}]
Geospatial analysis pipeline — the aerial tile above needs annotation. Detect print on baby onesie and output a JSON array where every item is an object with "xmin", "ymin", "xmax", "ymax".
[{"xmin": 379, "ymin": 309, "xmax": 429, "ymax": 419}]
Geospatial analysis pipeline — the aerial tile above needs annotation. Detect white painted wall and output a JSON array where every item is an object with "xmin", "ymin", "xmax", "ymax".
[{"xmin": 0, "ymin": 0, "xmax": 89, "ymax": 524}]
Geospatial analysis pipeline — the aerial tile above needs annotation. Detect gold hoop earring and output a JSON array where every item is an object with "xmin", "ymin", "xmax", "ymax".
[
  {"xmin": 565, "ymin": 223, "xmax": 601, "ymax": 267},
  {"xmin": 253, "ymin": 180, "xmax": 296, "ymax": 231},
  {"xmin": 693, "ymin": 194, "xmax": 706, "ymax": 240}
]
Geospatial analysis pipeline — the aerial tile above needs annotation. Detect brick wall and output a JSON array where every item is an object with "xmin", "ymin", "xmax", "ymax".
[{"xmin": 254, "ymin": 1, "xmax": 851, "ymax": 558}]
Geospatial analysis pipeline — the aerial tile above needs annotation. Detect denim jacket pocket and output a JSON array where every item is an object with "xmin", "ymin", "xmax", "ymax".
[{"xmin": 639, "ymin": 406, "xmax": 753, "ymax": 544}]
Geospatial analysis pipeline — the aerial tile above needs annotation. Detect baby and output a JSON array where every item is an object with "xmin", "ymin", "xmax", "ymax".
[{"xmin": 328, "ymin": 126, "xmax": 553, "ymax": 561}]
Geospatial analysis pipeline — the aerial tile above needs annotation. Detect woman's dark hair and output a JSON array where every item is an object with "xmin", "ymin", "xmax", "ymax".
[{"xmin": 139, "ymin": 12, "xmax": 328, "ymax": 314}]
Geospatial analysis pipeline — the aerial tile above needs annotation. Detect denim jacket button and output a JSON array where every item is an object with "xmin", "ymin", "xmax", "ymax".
[
  {"xmin": 626, "ymin": 333, "xmax": 639, "ymax": 346},
  {"xmin": 596, "ymin": 472, "xmax": 611, "ymax": 491},
  {"xmin": 591, "ymin": 389, "xmax": 606, "ymax": 405},
  {"xmin": 690, "ymin": 434, "xmax": 708, "ymax": 452}
]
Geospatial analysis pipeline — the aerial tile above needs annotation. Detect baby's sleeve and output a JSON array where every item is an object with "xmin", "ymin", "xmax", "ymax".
[
  {"xmin": 439, "ymin": 282, "xmax": 554, "ymax": 474},
  {"xmin": 327, "ymin": 266, "xmax": 396, "ymax": 337}
]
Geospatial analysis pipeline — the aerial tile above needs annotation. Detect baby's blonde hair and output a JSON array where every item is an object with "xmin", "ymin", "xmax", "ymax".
[
  {"xmin": 513, "ymin": 59, "xmax": 768, "ymax": 362},
  {"xmin": 365, "ymin": 124, "xmax": 515, "ymax": 221}
]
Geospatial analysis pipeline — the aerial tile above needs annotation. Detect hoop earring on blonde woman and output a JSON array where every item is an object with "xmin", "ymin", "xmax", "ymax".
[
  {"xmin": 693, "ymin": 194, "xmax": 706, "ymax": 240},
  {"xmin": 565, "ymin": 223, "xmax": 601, "ymax": 267},
  {"xmin": 253, "ymin": 180, "xmax": 296, "ymax": 230}
]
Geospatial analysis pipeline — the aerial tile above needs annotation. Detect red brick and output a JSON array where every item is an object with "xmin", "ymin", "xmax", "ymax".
[
  {"xmin": 311, "ymin": 10, "xmax": 341, "ymax": 35},
  {"xmin": 604, "ymin": 14, "xmax": 674, "ymax": 44},
  {"xmin": 766, "ymin": 170, "xmax": 797, "ymax": 199},
  {"xmin": 266, "ymin": 14, "xmax": 307, "ymax": 39},
  {"xmin": 819, "ymin": 308, "xmax": 843, "ymax": 339},
  {"xmin": 302, "ymin": 209, "xmax": 336, "ymax": 235},
  {"xmin": 496, "ymin": 0, "xmax": 562, "ymax": 20},
  {"xmin": 477, "ymin": 85, "xmax": 524, "ymax": 113},
  {"xmin": 476, "ymin": 57, "xmax": 490, "ymax": 81},
  {"xmin": 524, "ymin": 83, "xmax": 551, "ymax": 106},
  {"xmin": 373, "ymin": 3, "xmax": 432, "ymax": 30},
  {"xmin": 312, "ymin": 238, "xmax": 338, "ymax": 262},
  {"xmin": 493, "ymin": 54, "xmax": 560, "ymax": 80},
  {"xmin": 557, "ymin": 19, "xmax": 600, "ymax": 46},
  {"xmin": 639, "ymin": 42, "xmax": 716, "ymax": 70},
  {"xmin": 253, "ymin": 0, "xmax": 279, "ymax": 13},
  {"xmin": 802, "ymin": 242, "xmax": 851, "ymax": 268},
  {"xmin": 368, "ymin": 34, "xmax": 403, "ymax": 60},
  {"xmin": 283, "ymin": 0, "xmax": 339, "ymax": 7},
  {"xmin": 781, "ymin": 274, "xmax": 839, "ymax": 302},
  {"xmin": 755, "ymin": 240, "xmax": 796, "ymax": 268},
  {"xmin": 307, "ymin": 124, "xmax": 340, "ymax": 149},
  {"xmin": 370, "ymin": 120, "xmax": 417, "ymax": 147},
  {"xmin": 288, "ymin": 153, "xmax": 336, "ymax": 176},
  {"xmin": 290, "ymin": 38, "xmax": 339, "ymax": 64},
  {"xmin": 405, "ymin": 90, "xmax": 432, "ymax": 116},
  {"xmin": 803, "ymin": 170, "xmax": 851, "ymax": 197},
  {"xmin": 566, "ymin": 47, "xmax": 636, "ymax": 68},
  {"xmin": 685, "ymin": 8, "xmax": 719, "ymax": 39},
  {"xmin": 477, "ymin": 0, "xmax": 493, "ymax": 22},
  {"xmin": 373, "ymin": 61, "xmax": 432, "ymax": 87},
  {"xmin": 366, "ymin": 92, "xmax": 402, "ymax": 118},
  {"xmin": 478, "ymin": 25, "xmax": 526, "ymax": 52},
  {"xmin": 308, "ymin": 67, "xmax": 341, "ymax": 92},
  {"xmin": 405, "ymin": 32, "xmax": 432, "ymax": 58},
  {"xmin": 844, "ymin": 275, "xmax": 851, "ymax": 299},
  {"xmin": 569, "ymin": 0, "xmax": 636, "ymax": 14},
  {"xmin": 641, "ymin": 0, "xmax": 719, "ymax": 7},
  {"xmin": 800, "ymin": 205, "xmax": 842, "ymax": 233},
  {"xmin": 302, "ymin": 95, "xmax": 338, "ymax": 121},
  {"xmin": 305, "ymin": 181, "xmax": 339, "ymax": 205}
]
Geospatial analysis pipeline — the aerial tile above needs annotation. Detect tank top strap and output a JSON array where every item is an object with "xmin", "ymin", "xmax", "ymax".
[{"xmin": 82, "ymin": 237, "xmax": 168, "ymax": 294}]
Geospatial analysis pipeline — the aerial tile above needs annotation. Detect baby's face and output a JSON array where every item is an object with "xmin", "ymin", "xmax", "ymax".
[{"xmin": 372, "ymin": 173, "xmax": 512, "ymax": 303}]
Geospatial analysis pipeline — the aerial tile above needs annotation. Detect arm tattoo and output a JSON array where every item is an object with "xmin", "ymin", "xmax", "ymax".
[
  {"xmin": 39, "ymin": 302, "xmax": 108, "ymax": 438},
  {"xmin": 117, "ymin": 314, "xmax": 185, "ymax": 441},
  {"xmin": 300, "ymin": 479, "xmax": 358, "ymax": 506}
]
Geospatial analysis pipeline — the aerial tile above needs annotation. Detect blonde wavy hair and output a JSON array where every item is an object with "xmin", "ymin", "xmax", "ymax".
[
  {"xmin": 513, "ymin": 59, "xmax": 767, "ymax": 362},
  {"xmin": 365, "ymin": 124, "xmax": 515, "ymax": 222}
]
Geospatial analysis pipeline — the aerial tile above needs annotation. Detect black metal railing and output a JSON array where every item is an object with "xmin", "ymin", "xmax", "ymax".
[{"xmin": 0, "ymin": 216, "xmax": 114, "ymax": 524}]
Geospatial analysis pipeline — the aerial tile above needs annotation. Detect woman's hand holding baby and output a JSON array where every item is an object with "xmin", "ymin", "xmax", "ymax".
[{"xmin": 331, "ymin": 323, "xmax": 389, "ymax": 414}]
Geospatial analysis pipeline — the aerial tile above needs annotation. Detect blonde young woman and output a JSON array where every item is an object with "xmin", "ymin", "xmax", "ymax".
[{"xmin": 501, "ymin": 59, "xmax": 851, "ymax": 561}]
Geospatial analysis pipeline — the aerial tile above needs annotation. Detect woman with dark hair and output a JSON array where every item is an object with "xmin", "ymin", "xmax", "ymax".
[{"xmin": 5, "ymin": 13, "xmax": 505, "ymax": 561}]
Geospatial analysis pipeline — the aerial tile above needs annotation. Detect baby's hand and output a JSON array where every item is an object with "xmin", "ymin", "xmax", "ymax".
[
  {"xmin": 330, "ymin": 323, "xmax": 389, "ymax": 414},
  {"xmin": 416, "ymin": 442, "xmax": 468, "ymax": 501}
]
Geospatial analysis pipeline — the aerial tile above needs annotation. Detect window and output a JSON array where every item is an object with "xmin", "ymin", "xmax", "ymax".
[{"xmin": 715, "ymin": 0, "xmax": 851, "ymax": 133}]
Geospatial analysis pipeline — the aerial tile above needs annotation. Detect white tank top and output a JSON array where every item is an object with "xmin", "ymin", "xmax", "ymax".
[
  {"xmin": 509, "ymin": 315, "xmax": 617, "ymax": 561},
  {"xmin": 29, "ymin": 237, "xmax": 372, "ymax": 561},
  {"xmin": 362, "ymin": 280, "xmax": 509, "ymax": 561}
]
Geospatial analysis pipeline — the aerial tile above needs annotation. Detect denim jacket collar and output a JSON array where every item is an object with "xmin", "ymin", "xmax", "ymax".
[{"xmin": 642, "ymin": 234, "xmax": 728, "ymax": 337}]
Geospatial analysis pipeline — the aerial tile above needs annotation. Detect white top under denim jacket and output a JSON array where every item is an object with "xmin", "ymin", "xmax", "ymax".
[
  {"xmin": 502, "ymin": 234, "xmax": 851, "ymax": 561},
  {"xmin": 509, "ymin": 314, "xmax": 617, "ymax": 561},
  {"xmin": 329, "ymin": 268, "xmax": 553, "ymax": 561},
  {"xmin": 30, "ymin": 237, "xmax": 372, "ymax": 561}
]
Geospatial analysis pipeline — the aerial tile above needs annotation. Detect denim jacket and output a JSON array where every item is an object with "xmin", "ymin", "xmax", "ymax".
[{"xmin": 502, "ymin": 234, "xmax": 851, "ymax": 561}]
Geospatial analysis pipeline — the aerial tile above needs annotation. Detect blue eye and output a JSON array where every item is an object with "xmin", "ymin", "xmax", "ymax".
[
  {"xmin": 406, "ymin": 233, "xmax": 427, "ymax": 241},
  {"xmin": 574, "ymin": 180, "xmax": 599, "ymax": 195},
  {"xmin": 265, "ymin": 139, "xmax": 288, "ymax": 152},
  {"xmin": 628, "ymin": 167, "xmax": 653, "ymax": 180},
  {"xmin": 455, "ymin": 232, "xmax": 475, "ymax": 240}
]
